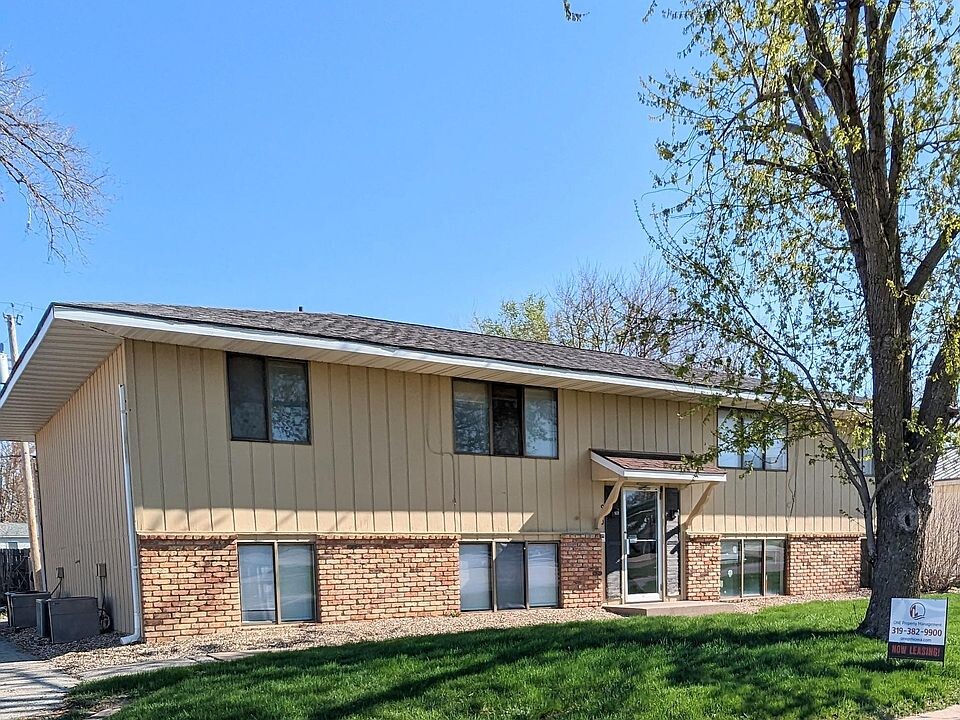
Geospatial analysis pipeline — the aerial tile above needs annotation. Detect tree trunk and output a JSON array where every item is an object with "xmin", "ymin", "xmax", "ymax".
[{"xmin": 859, "ymin": 475, "xmax": 932, "ymax": 638}]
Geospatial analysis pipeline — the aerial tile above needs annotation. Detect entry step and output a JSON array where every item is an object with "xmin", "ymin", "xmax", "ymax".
[{"xmin": 603, "ymin": 601, "xmax": 738, "ymax": 618}]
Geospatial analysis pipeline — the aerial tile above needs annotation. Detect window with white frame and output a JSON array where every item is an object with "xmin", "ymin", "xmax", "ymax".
[
  {"xmin": 238, "ymin": 542, "xmax": 316, "ymax": 623},
  {"xmin": 717, "ymin": 408, "xmax": 787, "ymax": 471},
  {"xmin": 459, "ymin": 541, "xmax": 559, "ymax": 611}
]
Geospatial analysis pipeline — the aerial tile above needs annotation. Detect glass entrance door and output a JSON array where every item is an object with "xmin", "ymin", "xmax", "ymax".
[{"xmin": 622, "ymin": 488, "xmax": 661, "ymax": 602}]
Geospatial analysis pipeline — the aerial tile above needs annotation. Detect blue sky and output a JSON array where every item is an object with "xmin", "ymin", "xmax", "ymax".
[{"xmin": 1, "ymin": 2, "xmax": 685, "ymax": 341}]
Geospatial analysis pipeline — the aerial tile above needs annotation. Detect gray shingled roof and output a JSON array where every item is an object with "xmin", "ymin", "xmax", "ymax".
[
  {"xmin": 936, "ymin": 448, "xmax": 960, "ymax": 481},
  {"xmin": 62, "ymin": 302, "xmax": 731, "ymax": 388},
  {"xmin": 0, "ymin": 522, "xmax": 28, "ymax": 539}
]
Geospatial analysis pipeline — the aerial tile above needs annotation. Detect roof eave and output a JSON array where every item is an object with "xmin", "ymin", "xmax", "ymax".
[
  {"xmin": 56, "ymin": 305, "xmax": 756, "ymax": 400},
  {"xmin": 0, "ymin": 304, "xmax": 777, "ymax": 440}
]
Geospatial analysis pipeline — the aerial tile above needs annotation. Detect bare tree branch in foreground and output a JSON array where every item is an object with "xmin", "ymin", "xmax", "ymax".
[{"xmin": 0, "ymin": 59, "xmax": 107, "ymax": 259}]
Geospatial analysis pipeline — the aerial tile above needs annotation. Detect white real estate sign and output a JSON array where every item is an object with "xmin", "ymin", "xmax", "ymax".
[{"xmin": 888, "ymin": 598, "xmax": 948, "ymax": 662}]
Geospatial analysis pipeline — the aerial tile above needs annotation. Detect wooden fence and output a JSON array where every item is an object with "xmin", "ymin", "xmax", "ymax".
[{"xmin": 0, "ymin": 548, "xmax": 31, "ymax": 594}]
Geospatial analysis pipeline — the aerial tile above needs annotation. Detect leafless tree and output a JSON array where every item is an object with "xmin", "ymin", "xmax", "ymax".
[
  {"xmin": 921, "ymin": 485, "xmax": 960, "ymax": 592},
  {"xmin": 0, "ymin": 442, "xmax": 27, "ymax": 523},
  {"xmin": 476, "ymin": 261, "xmax": 728, "ymax": 365},
  {"xmin": 552, "ymin": 261, "xmax": 726, "ymax": 363},
  {"xmin": 0, "ymin": 59, "xmax": 107, "ymax": 259}
]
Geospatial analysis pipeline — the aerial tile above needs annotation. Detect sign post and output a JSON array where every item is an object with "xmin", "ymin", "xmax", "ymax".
[{"xmin": 888, "ymin": 598, "xmax": 948, "ymax": 663}]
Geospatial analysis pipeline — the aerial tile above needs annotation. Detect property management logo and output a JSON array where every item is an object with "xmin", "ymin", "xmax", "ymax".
[{"xmin": 909, "ymin": 602, "xmax": 926, "ymax": 620}]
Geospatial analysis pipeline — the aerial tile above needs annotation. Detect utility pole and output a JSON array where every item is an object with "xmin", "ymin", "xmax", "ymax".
[{"xmin": 4, "ymin": 313, "xmax": 44, "ymax": 590}]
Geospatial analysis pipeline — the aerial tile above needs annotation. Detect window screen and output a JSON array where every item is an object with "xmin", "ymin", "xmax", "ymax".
[
  {"xmin": 717, "ymin": 410, "xmax": 741, "ymax": 469},
  {"xmin": 228, "ymin": 355, "xmax": 268, "ymax": 441},
  {"xmin": 524, "ymin": 388, "xmax": 558, "ymax": 458},
  {"xmin": 495, "ymin": 542, "xmax": 526, "ymax": 610},
  {"xmin": 278, "ymin": 544, "xmax": 315, "ymax": 621},
  {"xmin": 453, "ymin": 381, "xmax": 490, "ymax": 454},
  {"xmin": 268, "ymin": 361, "xmax": 310, "ymax": 443},
  {"xmin": 742, "ymin": 540, "xmax": 764, "ymax": 596},
  {"xmin": 459, "ymin": 544, "xmax": 492, "ymax": 611},
  {"xmin": 720, "ymin": 540, "xmax": 741, "ymax": 598},
  {"xmin": 763, "ymin": 423, "xmax": 788, "ymax": 470},
  {"xmin": 239, "ymin": 544, "xmax": 276, "ymax": 623},
  {"xmin": 527, "ymin": 543, "xmax": 559, "ymax": 607},
  {"xmin": 765, "ymin": 539, "xmax": 785, "ymax": 595}
]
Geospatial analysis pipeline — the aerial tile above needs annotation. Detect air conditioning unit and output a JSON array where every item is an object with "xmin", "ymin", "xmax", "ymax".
[
  {"xmin": 46, "ymin": 597, "xmax": 100, "ymax": 643},
  {"xmin": 4, "ymin": 592, "xmax": 51, "ymax": 629}
]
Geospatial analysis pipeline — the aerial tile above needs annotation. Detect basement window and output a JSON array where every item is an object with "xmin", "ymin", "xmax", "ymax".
[
  {"xmin": 459, "ymin": 541, "xmax": 559, "ymax": 611},
  {"xmin": 227, "ymin": 354, "xmax": 311, "ymax": 443},
  {"xmin": 719, "ymin": 538, "xmax": 785, "ymax": 598},
  {"xmin": 239, "ymin": 543, "xmax": 316, "ymax": 623}
]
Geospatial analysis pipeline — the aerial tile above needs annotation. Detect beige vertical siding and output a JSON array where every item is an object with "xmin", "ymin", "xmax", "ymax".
[
  {"xmin": 682, "ymin": 432, "xmax": 864, "ymax": 536},
  {"xmin": 934, "ymin": 480, "xmax": 960, "ymax": 504},
  {"xmin": 34, "ymin": 346, "xmax": 135, "ymax": 633},
  {"xmin": 125, "ymin": 341, "xmax": 464, "ymax": 535},
  {"xmin": 124, "ymin": 340, "xmax": 864, "ymax": 537}
]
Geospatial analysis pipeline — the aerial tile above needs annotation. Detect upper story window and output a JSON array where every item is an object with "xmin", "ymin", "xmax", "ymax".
[
  {"xmin": 453, "ymin": 380, "xmax": 558, "ymax": 458},
  {"xmin": 857, "ymin": 447, "xmax": 875, "ymax": 477},
  {"xmin": 717, "ymin": 408, "xmax": 787, "ymax": 471},
  {"xmin": 227, "ymin": 354, "xmax": 310, "ymax": 444}
]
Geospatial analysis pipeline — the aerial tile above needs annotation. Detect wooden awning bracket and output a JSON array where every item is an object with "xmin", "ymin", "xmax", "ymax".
[
  {"xmin": 596, "ymin": 479, "xmax": 625, "ymax": 531},
  {"xmin": 682, "ymin": 482, "xmax": 718, "ymax": 531}
]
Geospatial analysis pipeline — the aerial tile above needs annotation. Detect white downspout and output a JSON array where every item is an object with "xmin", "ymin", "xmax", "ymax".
[{"xmin": 118, "ymin": 384, "xmax": 142, "ymax": 644}]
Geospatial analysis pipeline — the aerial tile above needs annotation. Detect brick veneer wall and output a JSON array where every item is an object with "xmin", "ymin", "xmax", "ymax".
[
  {"xmin": 685, "ymin": 533, "xmax": 721, "ymax": 601},
  {"xmin": 138, "ymin": 534, "xmax": 240, "ymax": 643},
  {"xmin": 785, "ymin": 534, "xmax": 862, "ymax": 595},
  {"xmin": 135, "ymin": 531, "xmax": 618, "ymax": 642},
  {"xmin": 560, "ymin": 534, "xmax": 604, "ymax": 608},
  {"xmin": 315, "ymin": 535, "xmax": 459, "ymax": 622}
]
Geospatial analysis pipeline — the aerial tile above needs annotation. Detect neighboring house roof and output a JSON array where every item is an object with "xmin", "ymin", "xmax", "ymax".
[
  {"xmin": 935, "ymin": 448, "xmax": 960, "ymax": 482},
  {"xmin": 0, "ymin": 302, "xmax": 760, "ymax": 440},
  {"xmin": 0, "ymin": 522, "xmax": 28, "ymax": 539}
]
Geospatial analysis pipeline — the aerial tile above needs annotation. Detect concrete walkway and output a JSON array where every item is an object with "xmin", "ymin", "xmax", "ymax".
[
  {"xmin": 76, "ymin": 649, "xmax": 266, "ymax": 681},
  {"xmin": 901, "ymin": 707, "xmax": 960, "ymax": 720},
  {"xmin": 0, "ymin": 638, "xmax": 76, "ymax": 720}
]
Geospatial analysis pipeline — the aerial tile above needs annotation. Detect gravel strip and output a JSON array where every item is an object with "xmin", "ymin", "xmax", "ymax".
[
  {"xmin": 723, "ymin": 589, "xmax": 871, "ymax": 612},
  {"xmin": 0, "ymin": 591, "xmax": 870, "ymax": 678}
]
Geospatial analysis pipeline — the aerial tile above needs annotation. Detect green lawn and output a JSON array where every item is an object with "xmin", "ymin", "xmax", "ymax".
[{"xmin": 65, "ymin": 598, "xmax": 960, "ymax": 720}]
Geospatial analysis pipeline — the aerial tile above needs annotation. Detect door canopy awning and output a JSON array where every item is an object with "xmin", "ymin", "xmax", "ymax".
[{"xmin": 590, "ymin": 449, "xmax": 727, "ymax": 485}]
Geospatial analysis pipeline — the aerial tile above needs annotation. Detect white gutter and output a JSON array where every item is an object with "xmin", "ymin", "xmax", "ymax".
[
  {"xmin": 54, "ymin": 307, "xmax": 758, "ymax": 402},
  {"xmin": 117, "ymin": 383, "xmax": 142, "ymax": 645},
  {"xmin": 590, "ymin": 451, "xmax": 727, "ymax": 484}
]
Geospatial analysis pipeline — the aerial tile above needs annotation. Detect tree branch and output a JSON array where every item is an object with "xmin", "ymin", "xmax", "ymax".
[
  {"xmin": 918, "ymin": 311, "xmax": 960, "ymax": 435},
  {"xmin": 904, "ymin": 225, "xmax": 959, "ymax": 300}
]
